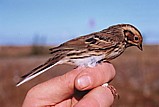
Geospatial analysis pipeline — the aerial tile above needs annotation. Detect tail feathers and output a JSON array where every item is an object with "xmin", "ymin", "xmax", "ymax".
[{"xmin": 16, "ymin": 61, "xmax": 60, "ymax": 87}]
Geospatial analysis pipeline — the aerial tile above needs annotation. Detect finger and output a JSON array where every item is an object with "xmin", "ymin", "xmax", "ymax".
[
  {"xmin": 22, "ymin": 69, "xmax": 81, "ymax": 107},
  {"xmin": 74, "ymin": 86, "xmax": 114, "ymax": 107},
  {"xmin": 54, "ymin": 99, "xmax": 72, "ymax": 107},
  {"xmin": 75, "ymin": 63, "xmax": 116, "ymax": 90}
]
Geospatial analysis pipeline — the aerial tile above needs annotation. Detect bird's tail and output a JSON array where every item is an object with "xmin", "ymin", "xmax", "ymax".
[{"xmin": 16, "ymin": 58, "xmax": 62, "ymax": 87}]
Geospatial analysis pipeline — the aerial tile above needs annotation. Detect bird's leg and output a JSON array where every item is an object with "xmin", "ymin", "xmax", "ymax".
[{"xmin": 102, "ymin": 83, "xmax": 119, "ymax": 99}]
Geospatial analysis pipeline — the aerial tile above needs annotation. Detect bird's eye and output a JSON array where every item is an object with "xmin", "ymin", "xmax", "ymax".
[{"xmin": 134, "ymin": 35, "xmax": 139, "ymax": 42}]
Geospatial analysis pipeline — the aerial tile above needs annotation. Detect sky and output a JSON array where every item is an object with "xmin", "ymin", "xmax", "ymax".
[{"xmin": 0, "ymin": 0, "xmax": 159, "ymax": 45}]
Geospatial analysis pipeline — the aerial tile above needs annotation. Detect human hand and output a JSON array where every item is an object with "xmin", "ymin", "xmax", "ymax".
[{"xmin": 22, "ymin": 63, "xmax": 116, "ymax": 107}]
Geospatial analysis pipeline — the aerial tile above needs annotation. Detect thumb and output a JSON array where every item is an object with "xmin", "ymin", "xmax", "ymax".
[{"xmin": 22, "ymin": 68, "xmax": 81, "ymax": 107}]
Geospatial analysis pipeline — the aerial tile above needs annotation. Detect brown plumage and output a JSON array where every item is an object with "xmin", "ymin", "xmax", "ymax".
[{"xmin": 16, "ymin": 24, "xmax": 143, "ymax": 86}]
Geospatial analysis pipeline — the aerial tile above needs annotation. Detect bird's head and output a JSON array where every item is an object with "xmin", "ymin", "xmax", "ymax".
[{"xmin": 121, "ymin": 24, "xmax": 143, "ymax": 51}]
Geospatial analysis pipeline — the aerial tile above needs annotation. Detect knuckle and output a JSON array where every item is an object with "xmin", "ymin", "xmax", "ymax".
[{"xmin": 59, "ymin": 73, "xmax": 74, "ymax": 91}]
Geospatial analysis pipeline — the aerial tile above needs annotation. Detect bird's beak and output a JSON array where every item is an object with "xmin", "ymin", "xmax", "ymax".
[{"xmin": 137, "ymin": 44, "xmax": 143, "ymax": 51}]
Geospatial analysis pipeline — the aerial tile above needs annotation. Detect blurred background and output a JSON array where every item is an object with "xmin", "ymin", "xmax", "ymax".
[{"xmin": 0, "ymin": 0, "xmax": 159, "ymax": 107}]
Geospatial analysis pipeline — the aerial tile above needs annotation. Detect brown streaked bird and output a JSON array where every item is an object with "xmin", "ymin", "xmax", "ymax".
[{"xmin": 16, "ymin": 24, "xmax": 143, "ymax": 87}]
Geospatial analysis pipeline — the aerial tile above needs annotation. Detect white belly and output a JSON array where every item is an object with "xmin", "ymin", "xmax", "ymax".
[{"xmin": 70, "ymin": 55, "xmax": 105, "ymax": 67}]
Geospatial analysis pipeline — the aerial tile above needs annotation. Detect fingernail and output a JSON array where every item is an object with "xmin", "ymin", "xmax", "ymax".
[{"xmin": 77, "ymin": 76, "xmax": 91, "ymax": 89}]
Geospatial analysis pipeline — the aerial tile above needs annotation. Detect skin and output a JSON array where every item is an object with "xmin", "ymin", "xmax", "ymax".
[{"xmin": 22, "ymin": 63, "xmax": 116, "ymax": 107}]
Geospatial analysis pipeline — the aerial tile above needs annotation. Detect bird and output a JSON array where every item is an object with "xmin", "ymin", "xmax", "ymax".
[{"xmin": 16, "ymin": 24, "xmax": 143, "ymax": 87}]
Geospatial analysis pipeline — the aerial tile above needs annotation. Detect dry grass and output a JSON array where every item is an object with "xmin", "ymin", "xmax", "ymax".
[{"xmin": 0, "ymin": 45, "xmax": 159, "ymax": 107}]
